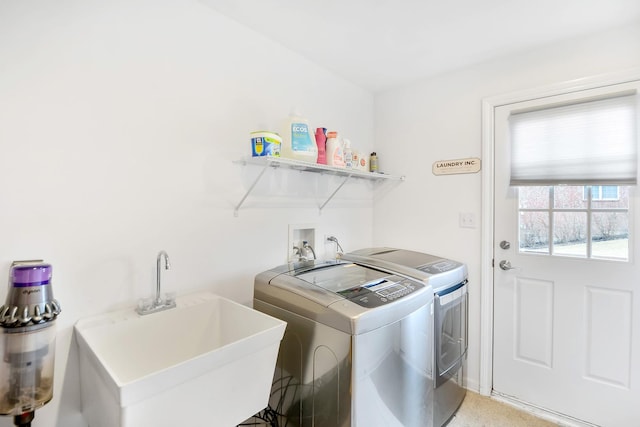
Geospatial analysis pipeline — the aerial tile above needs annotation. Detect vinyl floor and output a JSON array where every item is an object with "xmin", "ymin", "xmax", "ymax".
[
  {"xmin": 238, "ymin": 390, "xmax": 560, "ymax": 427},
  {"xmin": 447, "ymin": 391, "xmax": 559, "ymax": 427}
]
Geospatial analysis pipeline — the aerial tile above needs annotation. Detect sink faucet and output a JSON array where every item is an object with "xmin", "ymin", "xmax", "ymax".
[
  {"xmin": 155, "ymin": 250, "xmax": 170, "ymax": 305},
  {"xmin": 136, "ymin": 250, "xmax": 176, "ymax": 315},
  {"xmin": 326, "ymin": 235, "xmax": 344, "ymax": 258}
]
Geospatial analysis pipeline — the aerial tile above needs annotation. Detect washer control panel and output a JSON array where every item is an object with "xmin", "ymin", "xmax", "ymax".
[{"xmin": 338, "ymin": 278, "xmax": 423, "ymax": 308}]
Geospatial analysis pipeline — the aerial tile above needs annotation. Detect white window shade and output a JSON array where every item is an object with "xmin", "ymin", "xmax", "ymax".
[{"xmin": 509, "ymin": 93, "xmax": 638, "ymax": 186}]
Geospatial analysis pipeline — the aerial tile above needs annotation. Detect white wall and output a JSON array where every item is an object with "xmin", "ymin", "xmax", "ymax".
[
  {"xmin": 0, "ymin": 1, "xmax": 376, "ymax": 426},
  {"xmin": 3, "ymin": 2, "xmax": 639, "ymax": 426},
  {"xmin": 373, "ymin": 23, "xmax": 640, "ymax": 392}
]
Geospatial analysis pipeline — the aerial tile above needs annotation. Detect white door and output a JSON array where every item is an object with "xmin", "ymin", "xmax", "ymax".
[{"xmin": 493, "ymin": 81, "xmax": 640, "ymax": 426}]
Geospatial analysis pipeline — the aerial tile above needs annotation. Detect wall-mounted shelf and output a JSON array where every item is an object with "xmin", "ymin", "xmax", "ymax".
[{"xmin": 233, "ymin": 156, "xmax": 405, "ymax": 216}]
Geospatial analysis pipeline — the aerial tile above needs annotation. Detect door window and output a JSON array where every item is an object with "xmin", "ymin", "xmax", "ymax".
[{"xmin": 518, "ymin": 185, "xmax": 630, "ymax": 260}]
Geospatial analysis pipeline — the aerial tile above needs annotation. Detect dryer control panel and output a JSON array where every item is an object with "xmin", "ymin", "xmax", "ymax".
[{"xmin": 417, "ymin": 259, "xmax": 462, "ymax": 274}]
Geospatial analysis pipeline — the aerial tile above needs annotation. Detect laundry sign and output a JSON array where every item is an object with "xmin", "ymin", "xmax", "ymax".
[{"xmin": 433, "ymin": 157, "xmax": 481, "ymax": 175}]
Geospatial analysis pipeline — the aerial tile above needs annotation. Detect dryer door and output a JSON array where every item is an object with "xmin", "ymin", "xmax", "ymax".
[{"xmin": 434, "ymin": 281, "xmax": 468, "ymax": 384}]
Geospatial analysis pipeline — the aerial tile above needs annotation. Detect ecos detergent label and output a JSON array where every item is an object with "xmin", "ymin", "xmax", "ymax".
[{"xmin": 291, "ymin": 123, "xmax": 313, "ymax": 152}]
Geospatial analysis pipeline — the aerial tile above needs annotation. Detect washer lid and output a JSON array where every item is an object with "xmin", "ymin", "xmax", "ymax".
[
  {"xmin": 255, "ymin": 260, "xmax": 433, "ymax": 334},
  {"xmin": 344, "ymin": 247, "xmax": 468, "ymax": 292},
  {"xmin": 292, "ymin": 262, "xmax": 391, "ymax": 294},
  {"xmin": 348, "ymin": 247, "xmax": 443, "ymax": 268}
]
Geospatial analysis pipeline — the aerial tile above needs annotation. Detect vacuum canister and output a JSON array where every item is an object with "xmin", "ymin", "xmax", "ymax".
[{"xmin": 0, "ymin": 262, "xmax": 61, "ymax": 426}]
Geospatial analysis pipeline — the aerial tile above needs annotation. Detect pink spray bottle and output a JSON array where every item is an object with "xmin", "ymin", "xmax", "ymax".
[{"xmin": 315, "ymin": 127, "xmax": 327, "ymax": 164}]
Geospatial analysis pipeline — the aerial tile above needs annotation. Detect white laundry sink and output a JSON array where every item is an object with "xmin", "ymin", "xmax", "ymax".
[{"xmin": 74, "ymin": 292, "xmax": 286, "ymax": 427}]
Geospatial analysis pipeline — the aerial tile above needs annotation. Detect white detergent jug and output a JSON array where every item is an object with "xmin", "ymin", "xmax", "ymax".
[
  {"xmin": 326, "ymin": 131, "xmax": 345, "ymax": 168},
  {"xmin": 280, "ymin": 109, "xmax": 318, "ymax": 163}
]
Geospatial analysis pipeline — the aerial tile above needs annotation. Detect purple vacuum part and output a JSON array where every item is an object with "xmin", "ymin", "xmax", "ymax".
[
  {"xmin": 11, "ymin": 264, "xmax": 52, "ymax": 287},
  {"xmin": 0, "ymin": 263, "xmax": 59, "ymax": 421},
  {"xmin": 2, "ymin": 263, "xmax": 59, "ymax": 328}
]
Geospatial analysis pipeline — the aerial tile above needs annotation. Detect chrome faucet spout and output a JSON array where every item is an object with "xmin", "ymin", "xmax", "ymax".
[
  {"xmin": 302, "ymin": 241, "xmax": 316, "ymax": 260},
  {"xmin": 136, "ymin": 250, "xmax": 175, "ymax": 315},
  {"xmin": 136, "ymin": 251, "xmax": 176, "ymax": 315},
  {"xmin": 156, "ymin": 250, "xmax": 170, "ymax": 304},
  {"xmin": 326, "ymin": 236, "xmax": 344, "ymax": 257}
]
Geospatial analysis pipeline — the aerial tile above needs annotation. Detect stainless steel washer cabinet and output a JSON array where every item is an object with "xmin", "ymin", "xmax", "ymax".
[
  {"xmin": 254, "ymin": 260, "xmax": 435, "ymax": 427},
  {"xmin": 344, "ymin": 248, "xmax": 468, "ymax": 427}
]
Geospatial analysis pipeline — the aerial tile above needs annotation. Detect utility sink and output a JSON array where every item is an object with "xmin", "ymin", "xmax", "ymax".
[{"xmin": 74, "ymin": 292, "xmax": 286, "ymax": 427}]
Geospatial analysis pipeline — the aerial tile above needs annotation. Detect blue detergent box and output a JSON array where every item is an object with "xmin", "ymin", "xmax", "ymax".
[{"xmin": 251, "ymin": 131, "xmax": 281, "ymax": 157}]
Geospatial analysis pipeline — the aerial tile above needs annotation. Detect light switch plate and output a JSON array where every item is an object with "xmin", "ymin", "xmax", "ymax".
[{"xmin": 459, "ymin": 212, "xmax": 477, "ymax": 228}]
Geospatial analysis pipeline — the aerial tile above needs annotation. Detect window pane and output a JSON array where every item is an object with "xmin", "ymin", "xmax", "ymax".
[
  {"xmin": 592, "ymin": 212, "xmax": 629, "ymax": 260},
  {"xmin": 553, "ymin": 212, "xmax": 587, "ymax": 257},
  {"xmin": 554, "ymin": 186, "xmax": 587, "ymax": 209},
  {"xmin": 519, "ymin": 211, "xmax": 549, "ymax": 253},
  {"xmin": 601, "ymin": 186, "xmax": 619, "ymax": 200},
  {"xmin": 517, "ymin": 185, "xmax": 630, "ymax": 262},
  {"xmin": 519, "ymin": 186, "xmax": 549, "ymax": 209},
  {"xmin": 592, "ymin": 186, "xmax": 629, "ymax": 209}
]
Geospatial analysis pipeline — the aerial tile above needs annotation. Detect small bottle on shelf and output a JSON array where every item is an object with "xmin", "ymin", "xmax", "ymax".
[
  {"xmin": 344, "ymin": 139, "xmax": 353, "ymax": 169},
  {"xmin": 326, "ymin": 131, "xmax": 345, "ymax": 168},
  {"xmin": 370, "ymin": 152, "xmax": 378, "ymax": 172}
]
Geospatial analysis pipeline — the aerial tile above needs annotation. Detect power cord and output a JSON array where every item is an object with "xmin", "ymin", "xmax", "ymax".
[
  {"xmin": 237, "ymin": 373, "xmax": 303, "ymax": 427},
  {"xmin": 237, "ymin": 404, "xmax": 280, "ymax": 427}
]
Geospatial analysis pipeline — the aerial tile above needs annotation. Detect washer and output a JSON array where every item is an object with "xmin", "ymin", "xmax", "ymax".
[
  {"xmin": 254, "ymin": 260, "xmax": 435, "ymax": 427},
  {"xmin": 343, "ymin": 248, "xmax": 468, "ymax": 427}
]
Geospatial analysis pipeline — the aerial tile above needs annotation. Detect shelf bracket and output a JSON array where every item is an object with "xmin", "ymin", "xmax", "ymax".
[
  {"xmin": 234, "ymin": 157, "xmax": 403, "ymax": 216},
  {"xmin": 234, "ymin": 161, "xmax": 271, "ymax": 217},
  {"xmin": 319, "ymin": 174, "xmax": 352, "ymax": 214}
]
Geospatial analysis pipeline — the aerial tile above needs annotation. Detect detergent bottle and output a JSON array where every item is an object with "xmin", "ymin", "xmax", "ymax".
[
  {"xmin": 280, "ymin": 109, "xmax": 318, "ymax": 163},
  {"xmin": 343, "ymin": 139, "xmax": 353, "ymax": 169},
  {"xmin": 325, "ymin": 131, "xmax": 345, "ymax": 168},
  {"xmin": 315, "ymin": 127, "xmax": 327, "ymax": 165}
]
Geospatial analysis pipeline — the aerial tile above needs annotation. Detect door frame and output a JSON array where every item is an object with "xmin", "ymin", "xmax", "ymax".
[{"xmin": 479, "ymin": 68, "xmax": 640, "ymax": 396}]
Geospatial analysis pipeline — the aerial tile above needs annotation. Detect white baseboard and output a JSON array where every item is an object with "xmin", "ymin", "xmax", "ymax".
[
  {"xmin": 464, "ymin": 377, "xmax": 481, "ymax": 394},
  {"xmin": 490, "ymin": 392, "xmax": 600, "ymax": 427}
]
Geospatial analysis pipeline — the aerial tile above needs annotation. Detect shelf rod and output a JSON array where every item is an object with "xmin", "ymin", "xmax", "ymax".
[
  {"xmin": 319, "ymin": 174, "xmax": 352, "ymax": 214},
  {"xmin": 234, "ymin": 161, "xmax": 272, "ymax": 217}
]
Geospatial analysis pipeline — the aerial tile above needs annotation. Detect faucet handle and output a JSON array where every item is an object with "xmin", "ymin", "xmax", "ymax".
[
  {"xmin": 164, "ymin": 292, "xmax": 176, "ymax": 306},
  {"xmin": 301, "ymin": 241, "xmax": 316, "ymax": 260}
]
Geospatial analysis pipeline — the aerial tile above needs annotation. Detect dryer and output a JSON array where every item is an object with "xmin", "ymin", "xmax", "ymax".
[
  {"xmin": 254, "ymin": 260, "xmax": 435, "ymax": 427},
  {"xmin": 343, "ymin": 248, "xmax": 468, "ymax": 427}
]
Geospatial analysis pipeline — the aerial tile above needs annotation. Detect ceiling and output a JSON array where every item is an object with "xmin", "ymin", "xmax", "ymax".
[{"xmin": 200, "ymin": 0, "xmax": 640, "ymax": 92}]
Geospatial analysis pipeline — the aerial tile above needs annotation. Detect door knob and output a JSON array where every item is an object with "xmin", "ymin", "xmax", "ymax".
[
  {"xmin": 499, "ymin": 260, "xmax": 515, "ymax": 270},
  {"xmin": 500, "ymin": 240, "xmax": 511, "ymax": 250}
]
